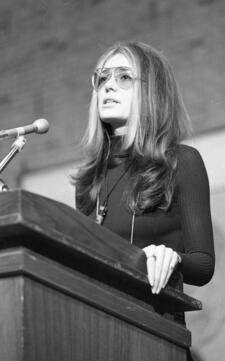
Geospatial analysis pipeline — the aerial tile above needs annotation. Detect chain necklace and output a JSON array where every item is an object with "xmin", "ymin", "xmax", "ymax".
[{"xmin": 95, "ymin": 163, "xmax": 131, "ymax": 225}]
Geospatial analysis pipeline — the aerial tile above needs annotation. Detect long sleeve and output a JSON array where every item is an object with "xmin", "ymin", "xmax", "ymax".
[{"xmin": 177, "ymin": 145, "xmax": 215, "ymax": 285}]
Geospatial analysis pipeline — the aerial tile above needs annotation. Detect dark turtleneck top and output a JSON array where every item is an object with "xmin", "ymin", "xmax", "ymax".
[{"xmin": 84, "ymin": 140, "xmax": 215, "ymax": 286}]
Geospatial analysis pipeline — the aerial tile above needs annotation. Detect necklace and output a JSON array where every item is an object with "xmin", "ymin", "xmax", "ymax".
[{"xmin": 95, "ymin": 164, "xmax": 131, "ymax": 225}]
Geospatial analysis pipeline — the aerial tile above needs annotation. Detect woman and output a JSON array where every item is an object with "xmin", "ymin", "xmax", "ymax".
[{"xmin": 73, "ymin": 42, "xmax": 215, "ymax": 295}]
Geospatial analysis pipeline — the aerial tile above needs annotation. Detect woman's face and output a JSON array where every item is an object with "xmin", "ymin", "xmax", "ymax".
[{"xmin": 96, "ymin": 53, "xmax": 134, "ymax": 133}]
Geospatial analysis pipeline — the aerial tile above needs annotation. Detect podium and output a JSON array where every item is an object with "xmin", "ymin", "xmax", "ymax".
[{"xmin": 0, "ymin": 189, "xmax": 201, "ymax": 361}]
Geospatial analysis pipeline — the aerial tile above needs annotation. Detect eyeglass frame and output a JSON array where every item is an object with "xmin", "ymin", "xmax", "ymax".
[{"xmin": 91, "ymin": 66, "xmax": 144, "ymax": 91}]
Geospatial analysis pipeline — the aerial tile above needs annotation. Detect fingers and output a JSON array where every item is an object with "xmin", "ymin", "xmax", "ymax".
[
  {"xmin": 162, "ymin": 251, "xmax": 181, "ymax": 289},
  {"xmin": 142, "ymin": 245, "xmax": 181, "ymax": 294},
  {"xmin": 155, "ymin": 246, "xmax": 173, "ymax": 294},
  {"xmin": 143, "ymin": 245, "xmax": 157, "ymax": 287}
]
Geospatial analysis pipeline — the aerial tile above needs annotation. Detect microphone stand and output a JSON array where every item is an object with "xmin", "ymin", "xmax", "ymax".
[{"xmin": 0, "ymin": 136, "xmax": 26, "ymax": 192}]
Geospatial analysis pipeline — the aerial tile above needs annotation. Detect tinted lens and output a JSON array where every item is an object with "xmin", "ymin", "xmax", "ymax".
[
  {"xmin": 92, "ymin": 69, "xmax": 111, "ymax": 90},
  {"xmin": 115, "ymin": 69, "xmax": 134, "ymax": 89}
]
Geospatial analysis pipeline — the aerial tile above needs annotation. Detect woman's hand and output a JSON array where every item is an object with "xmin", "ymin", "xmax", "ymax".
[{"xmin": 142, "ymin": 244, "xmax": 181, "ymax": 294}]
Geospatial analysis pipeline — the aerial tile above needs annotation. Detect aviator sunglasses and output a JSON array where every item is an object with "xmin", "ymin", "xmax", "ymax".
[{"xmin": 92, "ymin": 66, "xmax": 142, "ymax": 91}]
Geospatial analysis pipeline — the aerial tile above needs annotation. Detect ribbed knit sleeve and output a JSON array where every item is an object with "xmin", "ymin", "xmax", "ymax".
[{"xmin": 177, "ymin": 145, "xmax": 215, "ymax": 285}]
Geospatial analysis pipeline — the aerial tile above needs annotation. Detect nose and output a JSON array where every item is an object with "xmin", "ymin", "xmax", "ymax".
[{"xmin": 104, "ymin": 73, "xmax": 117, "ymax": 92}]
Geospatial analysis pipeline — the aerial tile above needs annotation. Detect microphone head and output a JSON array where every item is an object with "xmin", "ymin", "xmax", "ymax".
[{"xmin": 33, "ymin": 119, "xmax": 50, "ymax": 134}]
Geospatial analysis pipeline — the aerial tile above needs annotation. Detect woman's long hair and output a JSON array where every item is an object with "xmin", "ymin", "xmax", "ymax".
[{"xmin": 72, "ymin": 42, "xmax": 191, "ymax": 215}]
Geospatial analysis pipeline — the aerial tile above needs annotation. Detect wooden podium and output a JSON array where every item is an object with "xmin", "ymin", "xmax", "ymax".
[{"xmin": 0, "ymin": 189, "xmax": 201, "ymax": 361}]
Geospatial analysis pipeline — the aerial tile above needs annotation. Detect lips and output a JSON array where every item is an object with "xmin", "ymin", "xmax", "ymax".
[{"xmin": 103, "ymin": 98, "xmax": 119, "ymax": 104}]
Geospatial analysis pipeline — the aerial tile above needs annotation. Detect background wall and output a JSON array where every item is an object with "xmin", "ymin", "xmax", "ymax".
[{"xmin": 0, "ymin": 1, "xmax": 225, "ymax": 360}]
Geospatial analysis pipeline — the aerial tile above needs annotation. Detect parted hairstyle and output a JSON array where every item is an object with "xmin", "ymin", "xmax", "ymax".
[{"xmin": 72, "ymin": 41, "xmax": 191, "ymax": 215}]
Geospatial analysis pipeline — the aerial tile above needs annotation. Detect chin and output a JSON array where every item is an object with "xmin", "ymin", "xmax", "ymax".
[{"xmin": 101, "ymin": 117, "xmax": 126, "ymax": 129}]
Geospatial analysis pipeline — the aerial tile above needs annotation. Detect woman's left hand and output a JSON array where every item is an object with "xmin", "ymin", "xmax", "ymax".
[{"xmin": 142, "ymin": 244, "xmax": 181, "ymax": 294}]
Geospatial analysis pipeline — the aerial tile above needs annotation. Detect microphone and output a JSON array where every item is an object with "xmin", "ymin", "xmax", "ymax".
[{"xmin": 0, "ymin": 119, "xmax": 49, "ymax": 140}]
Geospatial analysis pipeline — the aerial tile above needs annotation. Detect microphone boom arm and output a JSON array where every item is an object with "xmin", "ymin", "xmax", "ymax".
[{"xmin": 0, "ymin": 136, "xmax": 26, "ymax": 174}]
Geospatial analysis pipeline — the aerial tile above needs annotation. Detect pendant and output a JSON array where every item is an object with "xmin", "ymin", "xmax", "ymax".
[{"xmin": 96, "ymin": 205, "xmax": 108, "ymax": 225}]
